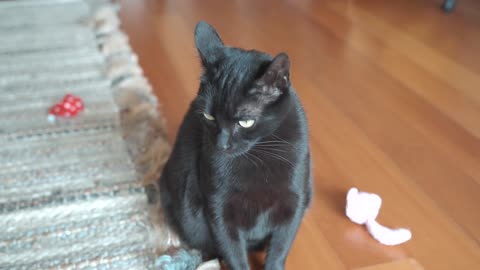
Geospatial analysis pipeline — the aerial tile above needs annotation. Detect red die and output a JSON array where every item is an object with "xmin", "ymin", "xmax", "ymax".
[{"xmin": 48, "ymin": 94, "xmax": 84, "ymax": 122}]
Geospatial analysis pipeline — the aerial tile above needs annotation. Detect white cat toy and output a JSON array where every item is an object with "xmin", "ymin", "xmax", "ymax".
[{"xmin": 346, "ymin": 187, "xmax": 412, "ymax": 246}]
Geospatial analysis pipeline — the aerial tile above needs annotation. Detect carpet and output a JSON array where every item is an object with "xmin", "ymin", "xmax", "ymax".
[{"xmin": 0, "ymin": 0, "xmax": 200, "ymax": 269}]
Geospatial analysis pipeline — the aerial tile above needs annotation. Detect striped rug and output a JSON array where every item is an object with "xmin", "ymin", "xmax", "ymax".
[{"xmin": 0, "ymin": 0, "xmax": 200, "ymax": 269}]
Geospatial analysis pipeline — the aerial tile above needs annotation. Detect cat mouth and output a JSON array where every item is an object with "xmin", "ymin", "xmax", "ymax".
[
  {"xmin": 217, "ymin": 146, "xmax": 249, "ymax": 158},
  {"xmin": 220, "ymin": 148, "xmax": 242, "ymax": 156}
]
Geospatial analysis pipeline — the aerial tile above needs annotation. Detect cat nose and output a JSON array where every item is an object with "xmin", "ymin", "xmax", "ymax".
[
  {"xmin": 217, "ymin": 130, "xmax": 232, "ymax": 151},
  {"xmin": 218, "ymin": 141, "xmax": 232, "ymax": 151}
]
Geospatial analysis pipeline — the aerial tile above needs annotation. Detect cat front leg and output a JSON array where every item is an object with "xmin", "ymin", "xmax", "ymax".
[
  {"xmin": 264, "ymin": 210, "xmax": 304, "ymax": 270},
  {"xmin": 206, "ymin": 211, "xmax": 250, "ymax": 270}
]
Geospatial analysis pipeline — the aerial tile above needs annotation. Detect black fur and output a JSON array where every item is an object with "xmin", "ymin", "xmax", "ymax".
[{"xmin": 159, "ymin": 21, "xmax": 312, "ymax": 270}]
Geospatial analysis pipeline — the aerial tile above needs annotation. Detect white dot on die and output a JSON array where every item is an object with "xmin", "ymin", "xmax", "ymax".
[
  {"xmin": 47, "ymin": 114, "xmax": 56, "ymax": 123},
  {"xmin": 64, "ymin": 103, "xmax": 71, "ymax": 109}
]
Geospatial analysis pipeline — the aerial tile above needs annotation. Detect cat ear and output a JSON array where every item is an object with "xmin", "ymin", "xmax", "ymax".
[
  {"xmin": 251, "ymin": 53, "xmax": 291, "ymax": 103},
  {"xmin": 194, "ymin": 21, "xmax": 224, "ymax": 66}
]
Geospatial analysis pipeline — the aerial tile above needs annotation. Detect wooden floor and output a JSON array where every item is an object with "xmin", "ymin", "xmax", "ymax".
[{"xmin": 118, "ymin": 0, "xmax": 480, "ymax": 269}]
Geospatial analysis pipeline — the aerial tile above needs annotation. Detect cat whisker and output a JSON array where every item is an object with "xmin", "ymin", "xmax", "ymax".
[
  {"xmin": 246, "ymin": 151, "xmax": 264, "ymax": 167},
  {"xmin": 257, "ymin": 152, "xmax": 293, "ymax": 167},
  {"xmin": 253, "ymin": 146, "xmax": 289, "ymax": 153},
  {"xmin": 246, "ymin": 155, "xmax": 259, "ymax": 168},
  {"xmin": 256, "ymin": 140, "xmax": 290, "ymax": 145},
  {"xmin": 255, "ymin": 143, "xmax": 291, "ymax": 148},
  {"xmin": 255, "ymin": 141, "xmax": 294, "ymax": 149},
  {"xmin": 255, "ymin": 143, "xmax": 292, "ymax": 149},
  {"xmin": 254, "ymin": 143, "xmax": 290, "ymax": 147},
  {"xmin": 241, "ymin": 152, "xmax": 260, "ymax": 169},
  {"xmin": 251, "ymin": 148, "xmax": 294, "ymax": 167},
  {"xmin": 272, "ymin": 134, "xmax": 295, "ymax": 146},
  {"xmin": 246, "ymin": 151, "xmax": 270, "ymax": 183}
]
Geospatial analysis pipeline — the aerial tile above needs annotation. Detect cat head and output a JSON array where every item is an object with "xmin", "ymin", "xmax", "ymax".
[{"xmin": 193, "ymin": 21, "xmax": 293, "ymax": 156}]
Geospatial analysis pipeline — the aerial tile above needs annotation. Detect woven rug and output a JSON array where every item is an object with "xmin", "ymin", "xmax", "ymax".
[{"xmin": 0, "ymin": 0, "xmax": 201, "ymax": 269}]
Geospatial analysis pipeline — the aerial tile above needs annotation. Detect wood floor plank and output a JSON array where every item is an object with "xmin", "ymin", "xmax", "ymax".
[
  {"xmin": 285, "ymin": 215, "xmax": 347, "ymax": 270},
  {"xmin": 118, "ymin": 0, "xmax": 192, "ymax": 139},
  {"xmin": 154, "ymin": 14, "xmax": 199, "ymax": 97},
  {"xmin": 289, "ymin": 0, "xmax": 480, "ymax": 139},
  {"xmin": 361, "ymin": 0, "xmax": 480, "ymax": 72},
  {"xmin": 296, "ymin": 78, "xmax": 480, "ymax": 270},
  {"xmin": 325, "ymin": 1, "xmax": 480, "ymax": 109},
  {"xmin": 353, "ymin": 258, "xmax": 424, "ymax": 270},
  {"xmin": 309, "ymin": 61, "xmax": 480, "ymax": 242}
]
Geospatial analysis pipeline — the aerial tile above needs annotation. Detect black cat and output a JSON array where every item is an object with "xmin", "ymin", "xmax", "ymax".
[{"xmin": 159, "ymin": 21, "xmax": 312, "ymax": 270}]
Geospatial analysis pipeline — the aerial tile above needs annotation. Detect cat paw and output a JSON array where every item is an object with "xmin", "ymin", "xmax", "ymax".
[
  {"xmin": 196, "ymin": 259, "xmax": 221, "ymax": 270},
  {"xmin": 166, "ymin": 228, "xmax": 181, "ymax": 247}
]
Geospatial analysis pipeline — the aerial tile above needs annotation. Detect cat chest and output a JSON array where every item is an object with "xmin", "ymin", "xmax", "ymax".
[{"xmin": 222, "ymin": 185, "xmax": 298, "ymax": 232}]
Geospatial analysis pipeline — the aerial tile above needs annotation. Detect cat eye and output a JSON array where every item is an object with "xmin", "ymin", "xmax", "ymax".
[
  {"xmin": 203, "ymin": 112, "xmax": 215, "ymax": 121},
  {"xmin": 238, "ymin": 119, "xmax": 255, "ymax": 128}
]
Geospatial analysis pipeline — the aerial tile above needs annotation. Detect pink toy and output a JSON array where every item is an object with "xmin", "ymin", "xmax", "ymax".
[
  {"xmin": 346, "ymin": 187, "xmax": 412, "ymax": 246},
  {"xmin": 48, "ymin": 94, "xmax": 84, "ymax": 122}
]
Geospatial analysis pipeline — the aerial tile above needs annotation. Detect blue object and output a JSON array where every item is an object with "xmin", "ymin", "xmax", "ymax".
[
  {"xmin": 443, "ymin": 0, "xmax": 456, "ymax": 12},
  {"xmin": 155, "ymin": 249, "xmax": 202, "ymax": 270}
]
